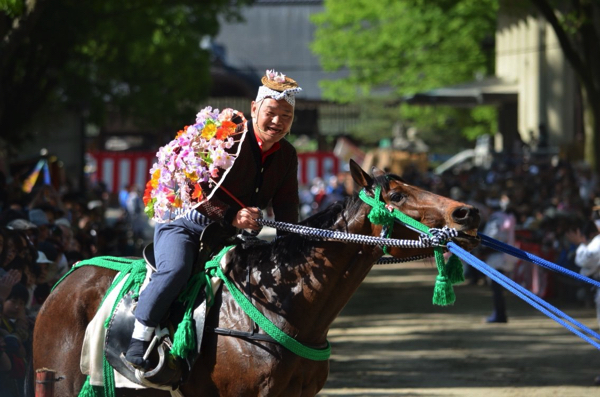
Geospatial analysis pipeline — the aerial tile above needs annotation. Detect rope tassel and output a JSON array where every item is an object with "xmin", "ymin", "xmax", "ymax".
[
  {"xmin": 432, "ymin": 275, "xmax": 456, "ymax": 306},
  {"xmin": 432, "ymin": 248, "xmax": 456, "ymax": 306},
  {"xmin": 446, "ymin": 254, "xmax": 465, "ymax": 285}
]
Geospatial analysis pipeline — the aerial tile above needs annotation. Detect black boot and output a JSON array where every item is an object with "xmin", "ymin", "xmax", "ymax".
[{"xmin": 125, "ymin": 338, "xmax": 151, "ymax": 370}]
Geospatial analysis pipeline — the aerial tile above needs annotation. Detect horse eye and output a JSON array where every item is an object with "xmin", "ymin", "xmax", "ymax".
[{"xmin": 389, "ymin": 192, "xmax": 406, "ymax": 202}]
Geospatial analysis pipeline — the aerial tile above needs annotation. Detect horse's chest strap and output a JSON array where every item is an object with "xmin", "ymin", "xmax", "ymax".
[{"xmin": 205, "ymin": 326, "xmax": 329, "ymax": 350}]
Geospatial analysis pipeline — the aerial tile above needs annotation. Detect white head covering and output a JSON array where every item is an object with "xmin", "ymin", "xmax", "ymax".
[
  {"xmin": 255, "ymin": 85, "xmax": 303, "ymax": 107},
  {"xmin": 255, "ymin": 69, "xmax": 302, "ymax": 107}
]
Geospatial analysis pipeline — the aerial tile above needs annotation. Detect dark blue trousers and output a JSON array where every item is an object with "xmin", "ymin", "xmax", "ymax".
[
  {"xmin": 490, "ymin": 270, "xmax": 507, "ymax": 320},
  {"xmin": 135, "ymin": 216, "xmax": 205, "ymax": 327}
]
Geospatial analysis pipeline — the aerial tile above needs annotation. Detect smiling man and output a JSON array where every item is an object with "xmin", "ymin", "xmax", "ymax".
[{"xmin": 125, "ymin": 70, "xmax": 303, "ymax": 370}]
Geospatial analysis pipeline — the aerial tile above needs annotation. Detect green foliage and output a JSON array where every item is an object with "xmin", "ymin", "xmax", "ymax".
[
  {"xmin": 0, "ymin": 0, "xmax": 23, "ymax": 17},
  {"xmin": 0, "ymin": 0, "xmax": 252, "ymax": 149},
  {"xmin": 311, "ymin": 0, "xmax": 498, "ymax": 147},
  {"xmin": 312, "ymin": 0, "xmax": 498, "ymax": 101}
]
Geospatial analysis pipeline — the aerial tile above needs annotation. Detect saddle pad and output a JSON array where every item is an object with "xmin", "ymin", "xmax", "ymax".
[
  {"xmin": 80, "ymin": 252, "xmax": 230, "ymax": 389},
  {"xmin": 80, "ymin": 272, "xmax": 142, "ymax": 389}
]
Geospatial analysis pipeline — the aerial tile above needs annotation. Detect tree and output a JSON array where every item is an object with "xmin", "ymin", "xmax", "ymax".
[
  {"xmin": 527, "ymin": 0, "xmax": 600, "ymax": 173},
  {"xmin": 310, "ymin": 0, "xmax": 498, "ymax": 150},
  {"xmin": 0, "ymin": 0, "xmax": 251, "ymax": 152}
]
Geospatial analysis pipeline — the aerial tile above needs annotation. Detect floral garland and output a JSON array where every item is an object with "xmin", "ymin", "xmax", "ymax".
[{"xmin": 143, "ymin": 107, "xmax": 247, "ymax": 222}]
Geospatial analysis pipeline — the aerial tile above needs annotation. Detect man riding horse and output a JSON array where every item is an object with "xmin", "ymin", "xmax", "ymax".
[{"xmin": 125, "ymin": 70, "xmax": 303, "ymax": 370}]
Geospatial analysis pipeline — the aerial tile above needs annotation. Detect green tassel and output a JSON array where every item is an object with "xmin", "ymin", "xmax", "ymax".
[
  {"xmin": 78, "ymin": 376, "xmax": 98, "ymax": 397},
  {"xmin": 170, "ymin": 315, "xmax": 196, "ymax": 358},
  {"xmin": 446, "ymin": 254, "xmax": 465, "ymax": 285},
  {"xmin": 368, "ymin": 205, "xmax": 394, "ymax": 227},
  {"xmin": 102, "ymin": 356, "xmax": 116, "ymax": 397},
  {"xmin": 432, "ymin": 275, "xmax": 456, "ymax": 306}
]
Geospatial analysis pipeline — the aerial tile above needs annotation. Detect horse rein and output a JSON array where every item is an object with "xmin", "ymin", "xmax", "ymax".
[{"xmin": 206, "ymin": 186, "xmax": 456, "ymax": 352}]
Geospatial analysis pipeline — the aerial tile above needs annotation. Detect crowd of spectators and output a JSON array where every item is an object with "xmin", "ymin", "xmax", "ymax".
[{"xmin": 0, "ymin": 177, "xmax": 143, "ymax": 396}]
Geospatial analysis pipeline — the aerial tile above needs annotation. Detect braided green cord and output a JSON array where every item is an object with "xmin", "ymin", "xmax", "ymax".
[
  {"xmin": 170, "ymin": 272, "xmax": 215, "ymax": 358},
  {"xmin": 359, "ymin": 187, "xmax": 462, "ymax": 305},
  {"xmin": 58, "ymin": 256, "xmax": 147, "ymax": 397},
  {"xmin": 102, "ymin": 356, "xmax": 116, "ymax": 397},
  {"xmin": 205, "ymin": 246, "xmax": 331, "ymax": 361}
]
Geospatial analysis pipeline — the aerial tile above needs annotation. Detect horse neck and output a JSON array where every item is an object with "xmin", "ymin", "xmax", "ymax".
[{"xmin": 254, "ymin": 203, "xmax": 382, "ymax": 343}]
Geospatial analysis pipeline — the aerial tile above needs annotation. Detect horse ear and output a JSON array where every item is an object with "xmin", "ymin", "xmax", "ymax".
[
  {"xmin": 371, "ymin": 166, "xmax": 385, "ymax": 178},
  {"xmin": 349, "ymin": 159, "xmax": 373, "ymax": 189}
]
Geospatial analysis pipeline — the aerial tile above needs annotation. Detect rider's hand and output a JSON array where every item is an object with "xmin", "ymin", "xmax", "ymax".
[{"xmin": 232, "ymin": 207, "xmax": 262, "ymax": 230}]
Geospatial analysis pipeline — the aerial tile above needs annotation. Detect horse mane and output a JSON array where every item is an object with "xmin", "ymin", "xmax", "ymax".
[{"xmin": 227, "ymin": 173, "xmax": 395, "ymax": 268}]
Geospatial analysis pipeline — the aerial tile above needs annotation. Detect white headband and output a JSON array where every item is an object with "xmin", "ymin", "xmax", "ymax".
[{"xmin": 255, "ymin": 85, "xmax": 303, "ymax": 107}]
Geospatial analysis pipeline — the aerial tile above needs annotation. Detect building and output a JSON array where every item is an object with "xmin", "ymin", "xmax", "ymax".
[{"xmin": 406, "ymin": 5, "xmax": 582, "ymax": 157}]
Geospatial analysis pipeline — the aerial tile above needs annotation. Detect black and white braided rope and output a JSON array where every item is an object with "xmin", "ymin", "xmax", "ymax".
[
  {"xmin": 255, "ymin": 219, "xmax": 454, "ymax": 265},
  {"xmin": 374, "ymin": 253, "xmax": 434, "ymax": 265},
  {"xmin": 256, "ymin": 219, "xmax": 457, "ymax": 249}
]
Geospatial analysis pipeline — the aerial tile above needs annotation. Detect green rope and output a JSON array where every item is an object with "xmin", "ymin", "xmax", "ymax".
[
  {"xmin": 102, "ymin": 356, "xmax": 116, "ymax": 397},
  {"xmin": 78, "ymin": 376, "xmax": 102, "ymax": 397},
  {"xmin": 204, "ymin": 246, "xmax": 331, "ymax": 361},
  {"xmin": 170, "ymin": 271, "xmax": 215, "ymax": 358},
  {"xmin": 64, "ymin": 256, "xmax": 148, "ymax": 397},
  {"xmin": 359, "ymin": 187, "xmax": 464, "ymax": 306}
]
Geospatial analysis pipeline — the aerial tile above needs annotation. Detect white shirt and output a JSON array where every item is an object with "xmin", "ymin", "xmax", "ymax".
[{"xmin": 574, "ymin": 234, "xmax": 600, "ymax": 279}]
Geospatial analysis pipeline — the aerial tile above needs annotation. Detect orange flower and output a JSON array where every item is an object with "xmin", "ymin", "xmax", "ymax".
[
  {"xmin": 174, "ymin": 196, "xmax": 182, "ymax": 208},
  {"xmin": 191, "ymin": 183, "xmax": 203, "ymax": 200},
  {"xmin": 175, "ymin": 125, "xmax": 189, "ymax": 138},
  {"xmin": 150, "ymin": 168, "xmax": 161, "ymax": 188},
  {"xmin": 216, "ymin": 120, "xmax": 237, "ymax": 140},
  {"xmin": 143, "ymin": 179, "xmax": 153, "ymax": 206}
]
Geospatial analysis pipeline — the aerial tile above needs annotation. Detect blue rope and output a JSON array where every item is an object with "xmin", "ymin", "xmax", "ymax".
[
  {"xmin": 479, "ymin": 233, "xmax": 600, "ymax": 289},
  {"xmin": 448, "ymin": 241, "xmax": 600, "ymax": 350}
]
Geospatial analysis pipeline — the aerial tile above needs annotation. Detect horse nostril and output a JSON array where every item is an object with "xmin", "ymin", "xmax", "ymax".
[{"xmin": 452, "ymin": 206, "xmax": 480, "ymax": 226}]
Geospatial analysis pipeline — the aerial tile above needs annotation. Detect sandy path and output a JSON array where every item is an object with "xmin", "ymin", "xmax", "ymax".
[{"xmin": 318, "ymin": 262, "xmax": 600, "ymax": 397}]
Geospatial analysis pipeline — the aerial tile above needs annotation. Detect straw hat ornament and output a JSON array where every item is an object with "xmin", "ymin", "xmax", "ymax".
[{"xmin": 255, "ymin": 69, "xmax": 302, "ymax": 107}]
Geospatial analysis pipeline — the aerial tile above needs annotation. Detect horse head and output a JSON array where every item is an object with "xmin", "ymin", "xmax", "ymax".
[{"xmin": 348, "ymin": 159, "xmax": 481, "ymax": 260}]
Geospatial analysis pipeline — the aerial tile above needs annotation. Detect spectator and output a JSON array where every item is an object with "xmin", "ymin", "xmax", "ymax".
[
  {"xmin": 125, "ymin": 184, "xmax": 146, "ymax": 244},
  {"xmin": 0, "ymin": 283, "xmax": 32, "ymax": 357},
  {"xmin": 0, "ymin": 269, "xmax": 20, "ymax": 307},
  {"xmin": 566, "ymin": 221, "xmax": 600, "ymax": 327},
  {"xmin": 0, "ymin": 329, "xmax": 24, "ymax": 397},
  {"xmin": 481, "ymin": 192, "xmax": 517, "ymax": 323}
]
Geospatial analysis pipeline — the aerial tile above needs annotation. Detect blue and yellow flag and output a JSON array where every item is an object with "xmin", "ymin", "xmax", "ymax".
[{"xmin": 22, "ymin": 159, "xmax": 45, "ymax": 193}]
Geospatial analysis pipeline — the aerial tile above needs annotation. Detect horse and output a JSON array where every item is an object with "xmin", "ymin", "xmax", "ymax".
[{"xmin": 31, "ymin": 160, "xmax": 481, "ymax": 396}]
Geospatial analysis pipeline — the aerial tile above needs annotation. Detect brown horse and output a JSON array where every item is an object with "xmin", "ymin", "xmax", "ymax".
[{"xmin": 32, "ymin": 160, "xmax": 480, "ymax": 396}]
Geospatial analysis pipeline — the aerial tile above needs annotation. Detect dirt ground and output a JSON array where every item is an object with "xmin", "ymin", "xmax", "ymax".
[{"xmin": 317, "ymin": 261, "xmax": 600, "ymax": 397}]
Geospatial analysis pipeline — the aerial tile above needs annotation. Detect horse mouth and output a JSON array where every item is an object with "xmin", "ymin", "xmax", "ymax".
[{"xmin": 452, "ymin": 229, "xmax": 480, "ymax": 251}]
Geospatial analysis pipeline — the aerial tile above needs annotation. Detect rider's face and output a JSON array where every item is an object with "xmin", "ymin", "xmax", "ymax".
[{"xmin": 251, "ymin": 98, "xmax": 294, "ymax": 151}]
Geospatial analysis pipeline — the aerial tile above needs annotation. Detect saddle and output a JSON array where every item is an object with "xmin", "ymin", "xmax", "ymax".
[{"xmin": 103, "ymin": 222, "xmax": 240, "ymax": 390}]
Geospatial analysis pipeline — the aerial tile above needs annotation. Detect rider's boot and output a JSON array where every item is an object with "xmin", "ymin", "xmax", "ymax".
[{"xmin": 125, "ymin": 320, "xmax": 155, "ymax": 370}]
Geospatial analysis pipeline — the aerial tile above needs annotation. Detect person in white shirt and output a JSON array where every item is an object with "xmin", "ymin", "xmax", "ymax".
[
  {"xmin": 566, "ymin": 220, "xmax": 600, "ymax": 328},
  {"xmin": 481, "ymin": 192, "xmax": 517, "ymax": 323}
]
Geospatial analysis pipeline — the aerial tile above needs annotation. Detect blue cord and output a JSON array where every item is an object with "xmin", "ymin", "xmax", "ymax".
[
  {"xmin": 448, "ymin": 241, "xmax": 600, "ymax": 350},
  {"xmin": 479, "ymin": 233, "xmax": 600, "ymax": 289}
]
